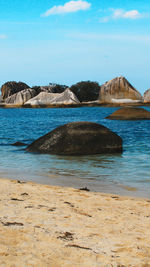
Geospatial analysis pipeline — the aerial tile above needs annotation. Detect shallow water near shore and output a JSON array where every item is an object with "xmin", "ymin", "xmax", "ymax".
[{"xmin": 0, "ymin": 106, "xmax": 150, "ymax": 198}]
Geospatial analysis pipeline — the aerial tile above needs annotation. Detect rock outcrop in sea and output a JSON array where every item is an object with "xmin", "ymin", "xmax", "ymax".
[
  {"xmin": 143, "ymin": 89, "xmax": 150, "ymax": 103},
  {"xmin": 5, "ymin": 88, "xmax": 39, "ymax": 105},
  {"xmin": 1, "ymin": 81, "xmax": 29, "ymax": 100},
  {"xmin": 25, "ymin": 89, "xmax": 80, "ymax": 106},
  {"xmin": 0, "ymin": 77, "xmax": 146, "ymax": 107},
  {"xmin": 99, "ymin": 76, "xmax": 143, "ymax": 104},
  {"xmin": 26, "ymin": 121, "xmax": 122, "ymax": 155},
  {"xmin": 106, "ymin": 107, "xmax": 150, "ymax": 120}
]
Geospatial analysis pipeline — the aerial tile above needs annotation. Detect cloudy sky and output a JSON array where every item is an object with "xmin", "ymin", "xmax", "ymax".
[{"xmin": 0, "ymin": 0, "xmax": 150, "ymax": 93}]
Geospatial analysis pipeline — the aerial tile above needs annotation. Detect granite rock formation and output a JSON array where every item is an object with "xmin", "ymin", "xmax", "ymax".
[
  {"xmin": 99, "ymin": 77, "xmax": 143, "ymax": 104},
  {"xmin": 25, "ymin": 89, "xmax": 80, "ymax": 106},
  {"xmin": 40, "ymin": 83, "xmax": 68, "ymax": 94},
  {"xmin": 1, "ymin": 81, "xmax": 29, "ymax": 100},
  {"xmin": 143, "ymin": 89, "xmax": 150, "ymax": 103},
  {"xmin": 0, "ymin": 95, "xmax": 4, "ymax": 103},
  {"xmin": 106, "ymin": 107, "xmax": 150, "ymax": 120},
  {"xmin": 70, "ymin": 81, "xmax": 100, "ymax": 102},
  {"xmin": 5, "ymin": 88, "xmax": 38, "ymax": 105},
  {"xmin": 26, "ymin": 121, "xmax": 122, "ymax": 155}
]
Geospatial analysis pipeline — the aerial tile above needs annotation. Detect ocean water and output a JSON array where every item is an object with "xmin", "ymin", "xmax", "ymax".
[{"xmin": 0, "ymin": 106, "xmax": 150, "ymax": 198}]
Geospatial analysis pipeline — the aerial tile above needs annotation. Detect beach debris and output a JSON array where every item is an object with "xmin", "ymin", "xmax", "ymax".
[
  {"xmin": 21, "ymin": 192, "xmax": 29, "ymax": 196},
  {"xmin": 77, "ymin": 211, "xmax": 92, "ymax": 217},
  {"xmin": 79, "ymin": 187, "xmax": 90, "ymax": 191},
  {"xmin": 48, "ymin": 207, "xmax": 56, "ymax": 212},
  {"xmin": 1, "ymin": 221, "xmax": 24, "ymax": 227},
  {"xmin": 66, "ymin": 244, "xmax": 92, "ymax": 251},
  {"xmin": 17, "ymin": 180, "xmax": 26, "ymax": 184},
  {"xmin": 57, "ymin": 232, "xmax": 74, "ymax": 241},
  {"xmin": 111, "ymin": 196, "xmax": 119, "ymax": 199},
  {"xmin": 64, "ymin": 201, "xmax": 74, "ymax": 207},
  {"xmin": 10, "ymin": 198, "xmax": 24, "ymax": 201}
]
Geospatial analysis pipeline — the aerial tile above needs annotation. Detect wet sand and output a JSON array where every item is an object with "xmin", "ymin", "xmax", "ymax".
[{"xmin": 0, "ymin": 177, "xmax": 150, "ymax": 266}]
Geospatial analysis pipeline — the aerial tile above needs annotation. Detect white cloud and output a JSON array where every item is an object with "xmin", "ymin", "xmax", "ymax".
[
  {"xmin": 113, "ymin": 9, "xmax": 140, "ymax": 19},
  {"xmin": 42, "ymin": 0, "xmax": 91, "ymax": 17},
  {"xmin": 100, "ymin": 9, "xmax": 141, "ymax": 23},
  {"xmin": 0, "ymin": 35, "xmax": 7, "ymax": 39},
  {"xmin": 123, "ymin": 10, "xmax": 140, "ymax": 19}
]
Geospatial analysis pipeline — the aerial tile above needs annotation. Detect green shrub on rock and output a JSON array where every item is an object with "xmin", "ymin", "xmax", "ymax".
[
  {"xmin": 70, "ymin": 81, "xmax": 100, "ymax": 102},
  {"xmin": 1, "ymin": 81, "xmax": 29, "ymax": 99}
]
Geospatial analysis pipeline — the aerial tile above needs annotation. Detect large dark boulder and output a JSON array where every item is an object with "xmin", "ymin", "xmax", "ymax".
[
  {"xmin": 106, "ymin": 107, "xmax": 150, "ymax": 120},
  {"xmin": 99, "ymin": 76, "xmax": 143, "ymax": 104},
  {"xmin": 26, "ymin": 122, "xmax": 122, "ymax": 155},
  {"xmin": 70, "ymin": 81, "xmax": 100, "ymax": 102},
  {"xmin": 1, "ymin": 81, "xmax": 30, "ymax": 99}
]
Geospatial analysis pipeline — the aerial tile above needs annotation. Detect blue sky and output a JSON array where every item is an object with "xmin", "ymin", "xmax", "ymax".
[{"xmin": 0, "ymin": 0, "xmax": 150, "ymax": 94}]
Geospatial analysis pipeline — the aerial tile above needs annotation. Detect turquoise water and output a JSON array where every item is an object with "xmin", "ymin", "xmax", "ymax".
[{"xmin": 0, "ymin": 107, "xmax": 150, "ymax": 198}]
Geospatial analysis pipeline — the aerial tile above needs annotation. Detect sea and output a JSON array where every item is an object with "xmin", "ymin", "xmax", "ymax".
[{"xmin": 0, "ymin": 106, "xmax": 150, "ymax": 198}]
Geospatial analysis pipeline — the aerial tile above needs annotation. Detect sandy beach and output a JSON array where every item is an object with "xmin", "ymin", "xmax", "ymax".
[{"xmin": 0, "ymin": 178, "xmax": 150, "ymax": 267}]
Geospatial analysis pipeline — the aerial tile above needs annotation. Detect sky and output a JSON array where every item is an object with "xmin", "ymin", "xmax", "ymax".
[{"xmin": 0, "ymin": 0, "xmax": 150, "ymax": 94}]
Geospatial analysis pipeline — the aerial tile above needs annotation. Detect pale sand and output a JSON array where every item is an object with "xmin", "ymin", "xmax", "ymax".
[{"xmin": 0, "ymin": 178, "xmax": 150, "ymax": 267}]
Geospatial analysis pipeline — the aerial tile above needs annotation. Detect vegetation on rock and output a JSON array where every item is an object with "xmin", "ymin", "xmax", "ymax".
[
  {"xmin": 40, "ymin": 83, "xmax": 68, "ymax": 94},
  {"xmin": 70, "ymin": 81, "xmax": 100, "ymax": 102},
  {"xmin": 1, "ymin": 81, "xmax": 29, "ymax": 99}
]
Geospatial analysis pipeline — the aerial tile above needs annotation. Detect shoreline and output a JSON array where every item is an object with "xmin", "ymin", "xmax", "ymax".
[
  {"xmin": 1, "ymin": 102, "xmax": 150, "ymax": 108},
  {"xmin": 1, "ymin": 170, "xmax": 149, "ymax": 199},
  {"xmin": 0, "ymin": 177, "xmax": 150, "ymax": 266}
]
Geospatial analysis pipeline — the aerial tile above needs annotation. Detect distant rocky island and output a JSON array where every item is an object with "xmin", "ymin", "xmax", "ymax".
[{"xmin": 0, "ymin": 76, "xmax": 150, "ymax": 107}]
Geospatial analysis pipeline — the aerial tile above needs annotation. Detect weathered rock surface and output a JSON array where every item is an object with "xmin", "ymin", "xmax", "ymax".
[
  {"xmin": 99, "ymin": 77, "xmax": 143, "ymax": 103},
  {"xmin": 27, "ymin": 121, "xmax": 122, "ymax": 155},
  {"xmin": 0, "ymin": 95, "xmax": 4, "ymax": 103},
  {"xmin": 5, "ymin": 88, "xmax": 38, "ymax": 105},
  {"xmin": 110, "ymin": 99, "xmax": 142, "ymax": 104},
  {"xmin": 40, "ymin": 83, "xmax": 67, "ymax": 93},
  {"xmin": 106, "ymin": 107, "xmax": 150, "ymax": 120},
  {"xmin": 144, "ymin": 89, "xmax": 150, "ymax": 103},
  {"xmin": 25, "ymin": 89, "xmax": 80, "ymax": 106},
  {"xmin": 70, "ymin": 81, "xmax": 100, "ymax": 102},
  {"xmin": 1, "ymin": 81, "xmax": 29, "ymax": 99}
]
